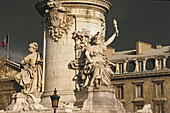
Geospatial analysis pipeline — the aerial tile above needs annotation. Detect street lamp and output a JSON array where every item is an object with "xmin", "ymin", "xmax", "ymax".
[{"xmin": 50, "ymin": 88, "xmax": 60, "ymax": 113}]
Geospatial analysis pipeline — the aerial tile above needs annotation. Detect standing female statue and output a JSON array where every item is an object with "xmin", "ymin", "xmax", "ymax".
[
  {"xmin": 84, "ymin": 20, "xmax": 119, "ymax": 87},
  {"xmin": 15, "ymin": 42, "xmax": 42, "ymax": 94}
]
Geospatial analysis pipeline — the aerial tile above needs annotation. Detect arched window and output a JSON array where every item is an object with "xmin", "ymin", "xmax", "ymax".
[
  {"xmin": 166, "ymin": 56, "xmax": 170, "ymax": 68},
  {"xmin": 146, "ymin": 58, "xmax": 155, "ymax": 70},
  {"xmin": 127, "ymin": 60, "xmax": 135, "ymax": 72}
]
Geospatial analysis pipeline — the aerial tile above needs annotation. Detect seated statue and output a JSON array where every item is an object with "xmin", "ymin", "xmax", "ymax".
[
  {"xmin": 84, "ymin": 30, "xmax": 118, "ymax": 87},
  {"xmin": 15, "ymin": 42, "xmax": 42, "ymax": 94},
  {"xmin": 69, "ymin": 20, "xmax": 119, "ymax": 89}
]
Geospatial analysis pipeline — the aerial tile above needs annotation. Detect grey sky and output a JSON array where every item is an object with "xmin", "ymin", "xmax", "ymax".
[{"xmin": 0, "ymin": 0, "xmax": 170, "ymax": 62}]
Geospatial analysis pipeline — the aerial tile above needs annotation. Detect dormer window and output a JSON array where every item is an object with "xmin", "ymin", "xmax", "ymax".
[
  {"xmin": 157, "ymin": 59, "xmax": 163, "ymax": 70},
  {"xmin": 138, "ymin": 61, "xmax": 143, "ymax": 72},
  {"xmin": 118, "ymin": 63, "xmax": 124, "ymax": 74}
]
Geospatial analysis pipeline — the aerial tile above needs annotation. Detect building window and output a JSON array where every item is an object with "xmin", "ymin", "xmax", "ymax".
[
  {"xmin": 113, "ymin": 82, "xmax": 124, "ymax": 101},
  {"xmin": 152, "ymin": 79, "xmax": 165, "ymax": 113},
  {"xmin": 132, "ymin": 81, "xmax": 144, "ymax": 99},
  {"xmin": 132, "ymin": 81, "xmax": 144, "ymax": 112},
  {"xmin": 118, "ymin": 63, "xmax": 124, "ymax": 74},
  {"xmin": 138, "ymin": 61, "xmax": 143, "ymax": 72},
  {"xmin": 152, "ymin": 79, "xmax": 164, "ymax": 98},
  {"xmin": 156, "ymin": 104, "xmax": 164, "ymax": 113},
  {"xmin": 156, "ymin": 83, "xmax": 164, "ymax": 97},
  {"xmin": 117, "ymin": 86, "xmax": 124, "ymax": 99},
  {"xmin": 157, "ymin": 59, "xmax": 163, "ymax": 70},
  {"xmin": 136, "ymin": 84, "xmax": 143, "ymax": 98}
]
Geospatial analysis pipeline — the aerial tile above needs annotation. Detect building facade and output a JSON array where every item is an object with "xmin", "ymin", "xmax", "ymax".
[
  {"xmin": 0, "ymin": 60, "xmax": 20, "ymax": 110},
  {"xmin": 110, "ymin": 41, "xmax": 170, "ymax": 113}
]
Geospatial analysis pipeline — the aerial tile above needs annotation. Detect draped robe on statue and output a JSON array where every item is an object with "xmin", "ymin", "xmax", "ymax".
[
  {"xmin": 84, "ymin": 44, "xmax": 114, "ymax": 86},
  {"xmin": 15, "ymin": 52, "xmax": 42, "ymax": 94}
]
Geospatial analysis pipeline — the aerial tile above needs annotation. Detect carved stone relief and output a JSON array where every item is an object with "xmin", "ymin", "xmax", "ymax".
[
  {"xmin": 44, "ymin": 1, "xmax": 74, "ymax": 41},
  {"xmin": 0, "ymin": 65, "xmax": 19, "ymax": 78}
]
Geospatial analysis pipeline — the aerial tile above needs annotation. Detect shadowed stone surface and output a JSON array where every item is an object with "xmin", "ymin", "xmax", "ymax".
[{"xmin": 74, "ymin": 86, "xmax": 125, "ymax": 113}]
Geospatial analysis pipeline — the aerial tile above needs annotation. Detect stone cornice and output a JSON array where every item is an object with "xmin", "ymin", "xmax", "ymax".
[
  {"xmin": 111, "ymin": 70, "xmax": 170, "ymax": 80},
  {"xmin": 61, "ymin": 0, "xmax": 111, "ymax": 13},
  {"xmin": 110, "ymin": 54, "xmax": 170, "ymax": 63},
  {"xmin": 0, "ymin": 59, "xmax": 20, "ymax": 70},
  {"xmin": 35, "ymin": 0, "xmax": 111, "ymax": 16}
]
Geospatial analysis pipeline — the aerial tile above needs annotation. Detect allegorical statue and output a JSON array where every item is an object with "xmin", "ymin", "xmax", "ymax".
[
  {"xmin": 69, "ymin": 19, "xmax": 119, "ymax": 89},
  {"xmin": 6, "ymin": 42, "xmax": 48, "ymax": 111},
  {"xmin": 15, "ymin": 42, "xmax": 42, "ymax": 94}
]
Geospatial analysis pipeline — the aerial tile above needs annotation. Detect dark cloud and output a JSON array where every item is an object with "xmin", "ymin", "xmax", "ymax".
[{"xmin": 0, "ymin": 0, "xmax": 170, "ymax": 62}]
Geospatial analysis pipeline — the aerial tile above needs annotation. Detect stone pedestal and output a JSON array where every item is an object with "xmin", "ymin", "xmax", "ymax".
[
  {"xmin": 74, "ymin": 86, "xmax": 125, "ymax": 113},
  {"xmin": 6, "ymin": 93, "xmax": 49, "ymax": 111},
  {"xmin": 35, "ymin": 0, "xmax": 111, "ymax": 108}
]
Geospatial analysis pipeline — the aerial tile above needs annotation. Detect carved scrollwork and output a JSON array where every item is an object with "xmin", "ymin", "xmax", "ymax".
[{"xmin": 45, "ymin": 1, "xmax": 74, "ymax": 41}]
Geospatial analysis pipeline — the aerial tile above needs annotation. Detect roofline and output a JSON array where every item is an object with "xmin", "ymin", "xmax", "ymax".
[{"xmin": 0, "ymin": 59, "xmax": 20, "ymax": 70}]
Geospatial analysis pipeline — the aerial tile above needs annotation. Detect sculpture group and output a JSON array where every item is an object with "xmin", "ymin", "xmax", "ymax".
[
  {"xmin": 6, "ymin": 18, "xmax": 119, "ymax": 111},
  {"xmin": 69, "ymin": 20, "xmax": 119, "ymax": 90}
]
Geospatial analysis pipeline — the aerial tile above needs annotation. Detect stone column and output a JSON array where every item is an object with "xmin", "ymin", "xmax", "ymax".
[
  {"xmin": 155, "ymin": 59, "xmax": 158, "ymax": 70},
  {"xmin": 116, "ymin": 63, "xmax": 119, "ymax": 74},
  {"xmin": 163, "ymin": 58, "xmax": 167, "ymax": 69},
  {"xmin": 35, "ymin": 0, "xmax": 111, "ymax": 108},
  {"xmin": 135, "ymin": 60, "xmax": 139, "ymax": 72},
  {"xmin": 123, "ymin": 62, "xmax": 127, "ymax": 73},
  {"xmin": 143, "ymin": 60, "xmax": 146, "ymax": 71}
]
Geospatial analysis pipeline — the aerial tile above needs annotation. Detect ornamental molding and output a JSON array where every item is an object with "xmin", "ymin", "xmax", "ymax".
[
  {"xmin": 44, "ymin": 1, "xmax": 74, "ymax": 41},
  {"xmin": 60, "ymin": 0, "xmax": 111, "ymax": 13},
  {"xmin": 62, "ymin": 4, "xmax": 107, "ymax": 14}
]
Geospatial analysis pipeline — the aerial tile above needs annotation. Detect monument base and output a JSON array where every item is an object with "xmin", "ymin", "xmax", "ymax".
[
  {"xmin": 41, "ymin": 89, "xmax": 76, "ymax": 110},
  {"xmin": 6, "ymin": 93, "xmax": 49, "ymax": 111},
  {"xmin": 74, "ymin": 86, "xmax": 125, "ymax": 113}
]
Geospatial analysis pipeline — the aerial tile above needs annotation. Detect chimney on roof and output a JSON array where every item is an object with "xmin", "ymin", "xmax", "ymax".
[
  {"xmin": 136, "ymin": 41, "xmax": 152, "ymax": 55},
  {"xmin": 156, "ymin": 44, "xmax": 162, "ymax": 49}
]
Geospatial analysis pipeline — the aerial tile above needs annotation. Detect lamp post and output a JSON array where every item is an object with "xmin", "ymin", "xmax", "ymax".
[{"xmin": 50, "ymin": 88, "xmax": 60, "ymax": 113}]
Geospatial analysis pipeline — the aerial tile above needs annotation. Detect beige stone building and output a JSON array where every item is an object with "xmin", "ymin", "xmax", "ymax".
[
  {"xmin": 110, "ymin": 41, "xmax": 170, "ymax": 113},
  {"xmin": 0, "ymin": 60, "xmax": 20, "ymax": 110}
]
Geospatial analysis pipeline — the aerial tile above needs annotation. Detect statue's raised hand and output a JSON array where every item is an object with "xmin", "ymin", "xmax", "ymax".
[{"xmin": 113, "ymin": 19, "xmax": 119, "ymax": 36}]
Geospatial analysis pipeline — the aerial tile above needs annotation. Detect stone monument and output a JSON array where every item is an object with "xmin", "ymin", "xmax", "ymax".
[
  {"xmin": 35, "ymin": 0, "xmax": 112, "ymax": 109},
  {"xmin": 36, "ymin": 0, "xmax": 126, "ymax": 112}
]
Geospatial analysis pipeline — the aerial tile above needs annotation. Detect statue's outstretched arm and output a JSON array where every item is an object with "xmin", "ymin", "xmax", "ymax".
[
  {"xmin": 104, "ymin": 32, "xmax": 117, "ymax": 46},
  {"xmin": 104, "ymin": 19, "xmax": 119, "ymax": 46}
]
